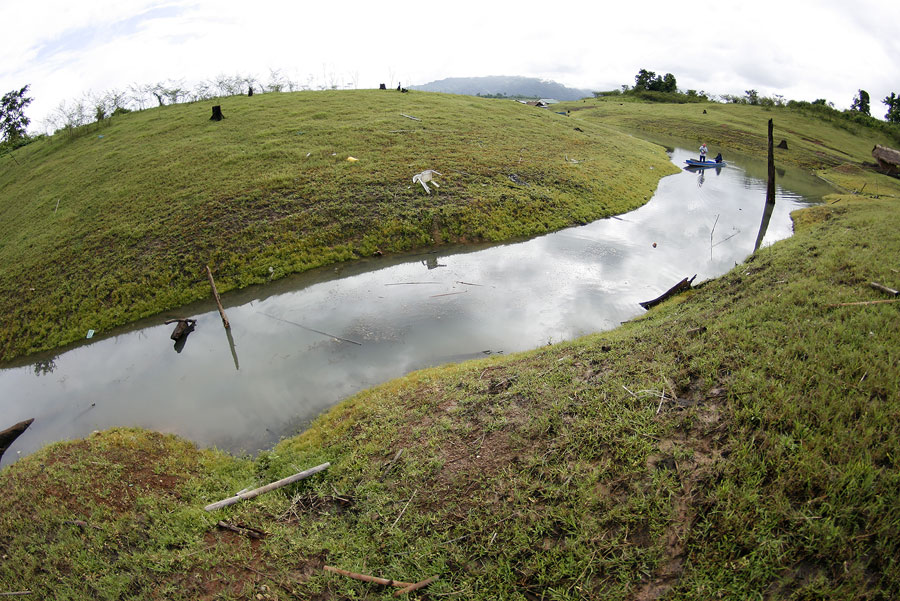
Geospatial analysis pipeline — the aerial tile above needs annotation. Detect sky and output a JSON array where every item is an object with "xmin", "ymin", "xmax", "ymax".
[{"xmin": 3, "ymin": 0, "xmax": 899, "ymax": 133}]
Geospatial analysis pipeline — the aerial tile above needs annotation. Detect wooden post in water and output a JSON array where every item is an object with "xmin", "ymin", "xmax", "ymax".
[
  {"xmin": 767, "ymin": 119, "xmax": 776, "ymax": 205},
  {"xmin": 206, "ymin": 265, "xmax": 230, "ymax": 330}
]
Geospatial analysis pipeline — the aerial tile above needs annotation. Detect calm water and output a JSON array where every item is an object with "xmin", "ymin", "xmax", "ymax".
[{"xmin": 0, "ymin": 145, "xmax": 833, "ymax": 466}]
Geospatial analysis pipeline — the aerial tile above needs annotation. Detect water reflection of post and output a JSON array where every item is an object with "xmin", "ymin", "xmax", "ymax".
[
  {"xmin": 755, "ymin": 118, "xmax": 778, "ymax": 252},
  {"xmin": 226, "ymin": 328, "xmax": 240, "ymax": 370},
  {"xmin": 753, "ymin": 199, "xmax": 775, "ymax": 252}
]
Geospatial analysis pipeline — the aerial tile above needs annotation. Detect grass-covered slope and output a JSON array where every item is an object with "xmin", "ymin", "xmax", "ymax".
[
  {"xmin": 2, "ymin": 173, "xmax": 898, "ymax": 599},
  {"xmin": 0, "ymin": 90, "xmax": 676, "ymax": 361},
  {"xmin": 557, "ymin": 96, "xmax": 898, "ymax": 171}
]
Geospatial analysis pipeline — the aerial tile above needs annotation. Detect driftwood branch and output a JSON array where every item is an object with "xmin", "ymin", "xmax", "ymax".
[
  {"xmin": 205, "ymin": 265, "xmax": 230, "ymax": 329},
  {"xmin": 393, "ymin": 576, "xmax": 439, "ymax": 597},
  {"xmin": 639, "ymin": 275, "xmax": 697, "ymax": 310},
  {"xmin": 323, "ymin": 565, "xmax": 413, "ymax": 588},
  {"xmin": 204, "ymin": 462, "xmax": 330, "ymax": 511}
]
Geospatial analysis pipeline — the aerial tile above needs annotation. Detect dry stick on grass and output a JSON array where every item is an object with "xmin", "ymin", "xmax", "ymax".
[
  {"xmin": 870, "ymin": 282, "xmax": 899, "ymax": 296},
  {"xmin": 391, "ymin": 490, "xmax": 417, "ymax": 529},
  {"xmin": 828, "ymin": 299, "xmax": 900, "ymax": 307},
  {"xmin": 323, "ymin": 565, "xmax": 414, "ymax": 588},
  {"xmin": 0, "ymin": 593, "xmax": 32, "ymax": 597},
  {"xmin": 393, "ymin": 576, "xmax": 440, "ymax": 597},
  {"xmin": 216, "ymin": 521, "xmax": 267, "ymax": 539},
  {"xmin": 64, "ymin": 519, "xmax": 102, "ymax": 531},
  {"xmin": 204, "ymin": 462, "xmax": 330, "ymax": 511}
]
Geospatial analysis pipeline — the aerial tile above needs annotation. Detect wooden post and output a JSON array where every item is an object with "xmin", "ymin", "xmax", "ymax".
[
  {"xmin": 205, "ymin": 265, "xmax": 230, "ymax": 330},
  {"xmin": 767, "ymin": 119, "xmax": 776, "ymax": 205}
]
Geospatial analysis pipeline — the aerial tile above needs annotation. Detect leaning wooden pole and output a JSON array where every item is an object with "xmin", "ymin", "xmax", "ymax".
[
  {"xmin": 766, "ymin": 118, "xmax": 776, "ymax": 205},
  {"xmin": 205, "ymin": 265, "xmax": 230, "ymax": 330},
  {"xmin": 204, "ymin": 462, "xmax": 330, "ymax": 511}
]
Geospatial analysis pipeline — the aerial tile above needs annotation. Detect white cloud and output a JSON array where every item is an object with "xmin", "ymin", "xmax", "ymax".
[{"xmin": 3, "ymin": 0, "xmax": 900, "ymax": 130}]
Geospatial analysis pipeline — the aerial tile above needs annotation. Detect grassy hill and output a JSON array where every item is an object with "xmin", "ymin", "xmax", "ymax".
[
  {"xmin": 0, "ymin": 90, "xmax": 676, "ymax": 361},
  {"xmin": 2, "ymin": 95, "xmax": 900, "ymax": 599}
]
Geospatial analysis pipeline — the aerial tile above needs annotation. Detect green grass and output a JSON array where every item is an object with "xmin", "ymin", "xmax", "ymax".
[
  {"xmin": 0, "ymin": 90, "xmax": 676, "ymax": 361},
  {"xmin": 557, "ymin": 96, "xmax": 899, "ymax": 170},
  {"xmin": 2, "ymin": 94, "xmax": 900, "ymax": 599}
]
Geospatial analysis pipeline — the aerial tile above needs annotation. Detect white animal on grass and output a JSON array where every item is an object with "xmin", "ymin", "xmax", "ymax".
[{"xmin": 412, "ymin": 170, "xmax": 442, "ymax": 193}]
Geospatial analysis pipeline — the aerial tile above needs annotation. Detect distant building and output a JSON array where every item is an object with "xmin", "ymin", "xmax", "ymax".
[{"xmin": 539, "ymin": 98, "xmax": 560, "ymax": 105}]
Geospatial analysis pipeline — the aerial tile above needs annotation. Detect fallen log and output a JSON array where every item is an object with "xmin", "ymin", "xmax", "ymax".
[
  {"xmin": 0, "ymin": 418, "xmax": 33, "ymax": 462},
  {"xmin": 204, "ymin": 462, "xmax": 330, "ymax": 511},
  {"xmin": 639, "ymin": 275, "xmax": 697, "ymax": 310}
]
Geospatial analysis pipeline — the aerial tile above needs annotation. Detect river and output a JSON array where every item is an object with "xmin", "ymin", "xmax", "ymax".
[{"xmin": 0, "ymin": 144, "xmax": 834, "ymax": 466}]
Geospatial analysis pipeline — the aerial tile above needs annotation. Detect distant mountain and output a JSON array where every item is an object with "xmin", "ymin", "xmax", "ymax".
[{"xmin": 410, "ymin": 76, "xmax": 593, "ymax": 101}]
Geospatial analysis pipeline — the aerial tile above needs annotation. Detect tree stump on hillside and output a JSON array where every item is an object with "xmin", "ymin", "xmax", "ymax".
[
  {"xmin": 873, "ymin": 144, "xmax": 900, "ymax": 176},
  {"xmin": 210, "ymin": 105, "xmax": 225, "ymax": 121},
  {"xmin": 777, "ymin": 139, "xmax": 789, "ymax": 149}
]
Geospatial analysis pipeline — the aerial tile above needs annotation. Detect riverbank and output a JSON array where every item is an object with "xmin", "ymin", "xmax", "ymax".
[
  {"xmin": 0, "ymin": 90, "xmax": 677, "ymax": 362},
  {"xmin": 2, "ymin": 96, "xmax": 899, "ymax": 598}
]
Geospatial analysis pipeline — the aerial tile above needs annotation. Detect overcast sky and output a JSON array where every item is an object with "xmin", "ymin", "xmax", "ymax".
[{"xmin": 3, "ymin": 0, "xmax": 899, "ymax": 132}]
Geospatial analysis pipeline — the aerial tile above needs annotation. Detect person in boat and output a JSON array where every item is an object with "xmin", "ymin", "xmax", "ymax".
[
  {"xmin": 714, "ymin": 152, "xmax": 723, "ymax": 163},
  {"xmin": 699, "ymin": 143, "xmax": 708, "ymax": 162}
]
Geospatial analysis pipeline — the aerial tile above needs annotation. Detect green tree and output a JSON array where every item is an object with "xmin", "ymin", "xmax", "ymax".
[
  {"xmin": 0, "ymin": 85, "xmax": 32, "ymax": 142},
  {"xmin": 851, "ymin": 89, "xmax": 871, "ymax": 116},
  {"xmin": 661, "ymin": 73, "xmax": 677, "ymax": 93},
  {"xmin": 884, "ymin": 93, "xmax": 900, "ymax": 123},
  {"xmin": 634, "ymin": 69, "xmax": 657, "ymax": 90},
  {"xmin": 745, "ymin": 89, "xmax": 760, "ymax": 105}
]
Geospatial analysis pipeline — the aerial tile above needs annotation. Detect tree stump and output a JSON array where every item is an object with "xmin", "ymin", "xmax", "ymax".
[
  {"xmin": 777, "ymin": 139, "xmax": 788, "ymax": 149},
  {"xmin": 166, "ymin": 318, "xmax": 196, "ymax": 341},
  {"xmin": 873, "ymin": 144, "xmax": 900, "ymax": 176},
  {"xmin": 210, "ymin": 105, "xmax": 224, "ymax": 121},
  {"xmin": 248, "ymin": 87, "xmax": 253, "ymax": 97}
]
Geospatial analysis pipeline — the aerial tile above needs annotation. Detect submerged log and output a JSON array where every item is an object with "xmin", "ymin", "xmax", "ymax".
[
  {"xmin": 872, "ymin": 144, "xmax": 900, "ymax": 175},
  {"xmin": 0, "ymin": 418, "xmax": 34, "ymax": 462},
  {"xmin": 165, "ymin": 318, "xmax": 197, "ymax": 341},
  {"xmin": 639, "ymin": 275, "xmax": 697, "ymax": 310}
]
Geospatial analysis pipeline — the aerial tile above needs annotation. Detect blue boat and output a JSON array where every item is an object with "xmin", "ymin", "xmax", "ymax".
[{"xmin": 684, "ymin": 158, "xmax": 726, "ymax": 168}]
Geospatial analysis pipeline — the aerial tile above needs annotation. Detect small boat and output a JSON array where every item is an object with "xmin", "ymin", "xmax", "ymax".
[{"xmin": 684, "ymin": 158, "xmax": 726, "ymax": 168}]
